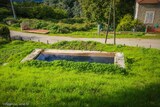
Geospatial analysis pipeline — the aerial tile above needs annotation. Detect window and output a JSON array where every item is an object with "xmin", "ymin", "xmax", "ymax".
[{"xmin": 144, "ymin": 11, "xmax": 155, "ymax": 24}]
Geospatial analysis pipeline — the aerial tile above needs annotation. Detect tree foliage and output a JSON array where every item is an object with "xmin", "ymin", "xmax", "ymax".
[
  {"xmin": 14, "ymin": 2, "xmax": 67, "ymax": 19},
  {"xmin": 78, "ymin": 0, "xmax": 110, "ymax": 23},
  {"xmin": 44, "ymin": 0, "xmax": 82, "ymax": 17},
  {"xmin": 11, "ymin": 0, "xmax": 135, "ymax": 23},
  {"xmin": 3, "ymin": 0, "xmax": 136, "ymax": 28},
  {"xmin": 116, "ymin": 0, "xmax": 135, "ymax": 24},
  {"xmin": 0, "ymin": 0, "xmax": 10, "ymax": 7},
  {"xmin": 78, "ymin": 0, "xmax": 135, "ymax": 25},
  {"xmin": 0, "ymin": 8, "xmax": 11, "ymax": 21}
]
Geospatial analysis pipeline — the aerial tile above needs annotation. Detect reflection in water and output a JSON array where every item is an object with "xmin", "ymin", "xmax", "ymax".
[{"xmin": 36, "ymin": 53, "xmax": 114, "ymax": 64}]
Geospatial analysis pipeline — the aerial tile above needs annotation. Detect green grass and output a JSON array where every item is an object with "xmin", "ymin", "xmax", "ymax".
[
  {"xmin": 49, "ymin": 30, "xmax": 160, "ymax": 39},
  {"xmin": 8, "ymin": 26, "xmax": 21, "ymax": 31},
  {"xmin": 0, "ymin": 40, "xmax": 160, "ymax": 106}
]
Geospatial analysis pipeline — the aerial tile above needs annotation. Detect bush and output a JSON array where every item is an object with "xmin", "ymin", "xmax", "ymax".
[
  {"xmin": 0, "ymin": 24, "xmax": 11, "ymax": 41},
  {"xmin": 48, "ymin": 22, "xmax": 93, "ymax": 34},
  {"xmin": 19, "ymin": 19, "xmax": 95, "ymax": 33},
  {"xmin": 33, "ymin": 21, "xmax": 49, "ymax": 29},
  {"xmin": 11, "ymin": 23, "xmax": 21, "ymax": 27},
  {"xmin": 116, "ymin": 14, "xmax": 133, "ymax": 31},
  {"xmin": 20, "ymin": 20, "xmax": 30, "ymax": 30},
  {"xmin": 4, "ymin": 17, "xmax": 20, "ymax": 25},
  {"xmin": 60, "ymin": 18, "xmax": 85, "ymax": 24},
  {"xmin": 58, "ymin": 26, "xmax": 71, "ymax": 33},
  {"xmin": 117, "ymin": 14, "xmax": 146, "ymax": 32},
  {"xmin": 20, "ymin": 19, "xmax": 49, "ymax": 30},
  {"xmin": 49, "ymin": 23, "xmax": 71, "ymax": 33},
  {"xmin": 53, "ymin": 22, "xmax": 94, "ymax": 33},
  {"xmin": 47, "ymin": 23, "xmax": 59, "ymax": 33},
  {"xmin": 132, "ymin": 19, "xmax": 146, "ymax": 32}
]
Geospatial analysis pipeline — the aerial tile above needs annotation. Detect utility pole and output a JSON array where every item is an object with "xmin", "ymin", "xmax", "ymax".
[
  {"xmin": 113, "ymin": 0, "xmax": 116, "ymax": 45},
  {"xmin": 10, "ymin": 0, "xmax": 17, "ymax": 19}
]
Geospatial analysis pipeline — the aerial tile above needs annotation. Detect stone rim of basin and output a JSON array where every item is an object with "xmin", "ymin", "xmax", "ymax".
[{"xmin": 21, "ymin": 49, "xmax": 125, "ymax": 68}]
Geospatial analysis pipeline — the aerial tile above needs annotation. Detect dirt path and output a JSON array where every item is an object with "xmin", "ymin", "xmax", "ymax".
[{"xmin": 10, "ymin": 31, "xmax": 160, "ymax": 49}]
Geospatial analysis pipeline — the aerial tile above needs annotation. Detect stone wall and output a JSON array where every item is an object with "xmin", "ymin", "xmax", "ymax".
[{"xmin": 137, "ymin": 4, "xmax": 160, "ymax": 26}]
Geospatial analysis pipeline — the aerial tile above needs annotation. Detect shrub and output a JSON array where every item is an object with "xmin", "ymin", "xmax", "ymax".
[
  {"xmin": 53, "ymin": 22, "xmax": 94, "ymax": 33},
  {"xmin": 132, "ymin": 19, "xmax": 146, "ymax": 32},
  {"xmin": 0, "ymin": 24, "xmax": 11, "ymax": 41},
  {"xmin": 4, "ymin": 17, "xmax": 20, "ymax": 25},
  {"xmin": 50, "ymin": 23, "xmax": 71, "ymax": 33},
  {"xmin": 60, "ymin": 18, "xmax": 85, "ymax": 24},
  {"xmin": 11, "ymin": 23, "xmax": 21, "ymax": 27},
  {"xmin": 117, "ymin": 14, "xmax": 146, "ymax": 32},
  {"xmin": 33, "ymin": 21, "xmax": 49, "ymax": 29},
  {"xmin": 58, "ymin": 26, "xmax": 70, "ymax": 33},
  {"xmin": 20, "ymin": 19, "xmax": 53, "ymax": 30},
  {"xmin": 19, "ymin": 19, "xmax": 95, "ymax": 33},
  {"xmin": 20, "ymin": 19, "xmax": 49, "ymax": 30},
  {"xmin": 20, "ymin": 20, "xmax": 30, "ymax": 30},
  {"xmin": 116, "ymin": 14, "xmax": 133, "ymax": 31},
  {"xmin": 47, "ymin": 23, "xmax": 59, "ymax": 33}
]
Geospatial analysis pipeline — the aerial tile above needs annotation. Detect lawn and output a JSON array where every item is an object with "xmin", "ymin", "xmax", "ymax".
[{"xmin": 0, "ymin": 40, "xmax": 160, "ymax": 106}]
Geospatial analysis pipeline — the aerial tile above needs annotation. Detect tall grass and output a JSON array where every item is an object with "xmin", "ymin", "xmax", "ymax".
[{"xmin": 0, "ymin": 40, "xmax": 160, "ymax": 106}]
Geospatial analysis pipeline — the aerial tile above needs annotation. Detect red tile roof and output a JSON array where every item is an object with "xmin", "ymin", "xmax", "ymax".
[{"xmin": 137, "ymin": 0, "xmax": 160, "ymax": 4}]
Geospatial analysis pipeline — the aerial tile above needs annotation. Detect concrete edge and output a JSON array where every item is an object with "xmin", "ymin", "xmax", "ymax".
[
  {"xmin": 114, "ymin": 52, "xmax": 125, "ymax": 68},
  {"xmin": 42, "ymin": 49, "xmax": 116, "ymax": 57},
  {"xmin": 21, "ymin": 49, "xmax": 125, "ymax": 68},
  {"xmin": 21, "ymin": 49, "xmax": 43, "ymax": 63},
  {"xmin": 44, "ymin": 49, "xmax": 115, "ymax": 54}
]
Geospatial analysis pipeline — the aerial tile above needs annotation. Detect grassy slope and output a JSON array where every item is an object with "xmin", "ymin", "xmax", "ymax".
[{"xmin": 0, "ymin": 40, "xmax": 160, "ymax": 107}]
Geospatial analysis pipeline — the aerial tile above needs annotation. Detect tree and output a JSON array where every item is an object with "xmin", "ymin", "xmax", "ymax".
[
  {"xmin": 0, "ymin": 0, "xmax": 11, "ymax": 21},
  {"xmin": 78, "ymin": 0, "xmax": 135, "ymax": 23},
  {"xmin": 44, "ymin": 0, "xmax": 82, "ymax": 18},
  {"xmin": 78, "ymin": 0, "xmax": 110, "ymax": 23},
  {"xmin": 115, "ymin": 0, "xmax": 135, "ymax": 24},
  {"xmin": 78, "ymin": 0, "xmax": 112, "ymax": 35},
  {"xmin": 0, "ymin": 0, "xmax": 10, "ymax": 6}
]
